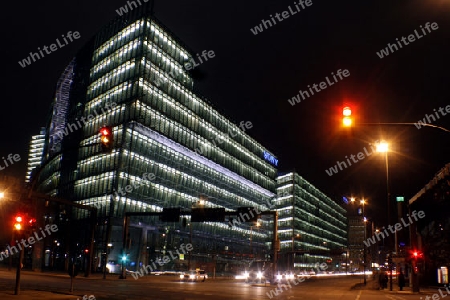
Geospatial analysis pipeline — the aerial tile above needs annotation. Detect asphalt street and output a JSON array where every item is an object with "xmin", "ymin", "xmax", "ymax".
[{"xmin": 0, "ymin": 269, "xmax": 439, "ymax": 300}]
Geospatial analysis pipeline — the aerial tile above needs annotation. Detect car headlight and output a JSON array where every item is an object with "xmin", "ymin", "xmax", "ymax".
[
  {"xmin": 277, "ymin": 274, "xmax": 282, "ymax": 280},
  {"xmin": 190, "ymin": 275, "xmax": 195, "ymax": 279},
  {"xmin": 257, "ymin": 271, "xmax": 263, "ymax": 279},
  {"xmin": 244, "ymin": 272, "xmax": 249, "ymax": 278},
  {"xmin": 180, "ymin": 274, "xmax": 184, "ymax": 279}
]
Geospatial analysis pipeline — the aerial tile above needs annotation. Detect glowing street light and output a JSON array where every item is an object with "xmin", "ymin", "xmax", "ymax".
[
  {"xmin": 0, "ymin": 192, "xmax": 4, "ymax": 199},
  {"xmin": 375, "ymin": 140, "xmax": 393, "ymax": 291},
  {"xmin": 342, "ymin": 106, "xmax": 353, "ymax": 127},
  {"xmin": 376, "ymin": 141, "xmax": 389, "ymax": 153}
]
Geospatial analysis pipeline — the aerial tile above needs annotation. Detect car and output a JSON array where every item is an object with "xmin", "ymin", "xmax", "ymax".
[{"xmin": 179, "ymin": 270, "xmax": 208, "ymax": 282}]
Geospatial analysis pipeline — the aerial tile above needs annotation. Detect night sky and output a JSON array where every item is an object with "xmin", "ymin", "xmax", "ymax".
[{"xmin": 1, "ymin": 0, "xmax": 450, "ymax": 226}]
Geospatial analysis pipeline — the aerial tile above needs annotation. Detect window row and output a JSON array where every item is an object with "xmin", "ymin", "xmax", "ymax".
[{"xmin": 131, "ymin": 100, "xmax": 274, "ymax": 190}]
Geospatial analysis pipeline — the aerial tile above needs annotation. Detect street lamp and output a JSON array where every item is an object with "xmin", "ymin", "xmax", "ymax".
[
  {"xmin": 361, "ymin": 199, "xmax": 367, "ymax": 285},
  {"xmin": 0, "ymin": 192, "xmax": 4, "ymax": 199},
  {"xmin": 375, "ymin": 140, "xmax": 393, "ymax": 291},
  {"xmin": 349, "ymin": 197, "xmax": 367, "ymax": 284},
  {"xmin": 250, "ymin": 222, "xmax": 260, "ymax": 256}
]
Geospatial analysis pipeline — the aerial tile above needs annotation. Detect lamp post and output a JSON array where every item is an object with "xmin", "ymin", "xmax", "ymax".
[
  {"xmin": 250, "ymin": 222, "xmax": 260, "ymax": 257},
  {"xmin": 350, "ymin": 197, "xmax": 367, "ymax": 285},
  {"xmin": 375, "ymin": 140, "xmax": 393, "ymax": 291},
  {"xmin": 361, "ymin": 199, "xmax": 367, "ymax": 285}
]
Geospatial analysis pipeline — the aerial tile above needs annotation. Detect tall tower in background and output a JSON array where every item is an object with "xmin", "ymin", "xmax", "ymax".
[{"xmin": 25, "ymin": 127, "xmax": 46, "ymax": 183}]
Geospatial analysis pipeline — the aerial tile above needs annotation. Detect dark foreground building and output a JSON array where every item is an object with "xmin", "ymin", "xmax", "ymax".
[{"xmin": 408, "ymin": 163, "xmax": 450, "ymax": 285}]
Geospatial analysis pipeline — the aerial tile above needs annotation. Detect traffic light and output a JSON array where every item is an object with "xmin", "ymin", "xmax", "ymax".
[
  {"xmin": 412, "ymin": 251, "xmax": 423, "ymax": 258},
  {"xmin": 342, "ymin": 106, "xmax": 352, "ymax": 127},
  {"xmin": 160, "ymin": 208, "xmax": 181, "ymax": 222},
  {"xmin": 236, "ymin": 207, "xmax": 259, "ymax": 222},
  {"xmin": 99, "ymin": 126, "xmax": 113, "ymax": 152},
  {"xmin": 28, "ymin": 218, "xmax": 36, "ymax": 230},
  {"xmin": 191, "ymin": 208, "xmax": 225, "ymax": 222},
  {"xmin": 13, "ymin": 215, "xmax": 24, "ymax": 231}
]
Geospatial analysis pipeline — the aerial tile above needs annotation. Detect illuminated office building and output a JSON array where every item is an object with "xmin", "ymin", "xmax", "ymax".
[
  {"xmin": 34, "ymin": 3, "xmax": 278, "ymax": 270},
  {"xmin": 275, "ymin": 172, "xmax": 347, "ymax": 270},
  {"xmin": 25, "ymin": 127, "xmax": 46, "ymax": 183}
]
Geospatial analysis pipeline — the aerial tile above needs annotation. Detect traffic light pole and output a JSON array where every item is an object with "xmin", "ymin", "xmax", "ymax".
[
  {"xmin": 409, "ymin": 206, "xmax": 420, "ymax": 293},
  {"xmin": 14, "ymin": 239, "xmax": 24, "ymax": 295},
  {"xmin": 260, "ymin": 210, "xmax": 278, "ymax": 283}
]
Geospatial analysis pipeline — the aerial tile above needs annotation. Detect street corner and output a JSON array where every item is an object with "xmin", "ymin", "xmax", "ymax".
[{"xmin": 0, "ymin": 290, "xmax": 79, "ymax": 300}]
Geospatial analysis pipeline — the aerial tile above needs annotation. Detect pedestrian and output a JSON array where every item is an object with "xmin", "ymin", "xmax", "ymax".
[
  {"xmin": 379, "ymin": 272, "xmax": 385, "ymax": 290},
  {"xmin": 383, "ymin": 273, "xmax": 388, "ymax": 289},
  {"xmin": 398, "ymin": 271, "xmax": 405, "ymax": 291}
]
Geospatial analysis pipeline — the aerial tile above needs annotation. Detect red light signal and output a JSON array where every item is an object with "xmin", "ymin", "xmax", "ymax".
[
  {"xmin": 342, "ymin": 106, "xmax": 353, "ymax": 127},
  {"xmin": 29, "ymin": 218, "xmax": 37, "ymax": 229},
  {"xmin": 99, "ymin": 126, "xmax": 113, "ymax": 152},
  {"xmin": 14, "ymin": 215, "xmax": 24, "ymax": 231},
  {"xmin": 411, "ymin": 250, "xmax": 423, "ymax": 259}
]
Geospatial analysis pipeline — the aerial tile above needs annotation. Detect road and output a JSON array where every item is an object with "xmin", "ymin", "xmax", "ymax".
[{"xmin": 0, "ymin": 270, "xmax": 438, "ymax": 300}]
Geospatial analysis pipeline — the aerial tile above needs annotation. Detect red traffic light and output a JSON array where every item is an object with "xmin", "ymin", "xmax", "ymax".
[
  {"xmin": 99, "ymin": 126, "xmax": 113, "ymax": 152},
  {"xmin": 14, "ymin": 215, "xmax": 24, "ymax": 231},
  {"xmin": 411, "ymin": 250, "xmax": 423, "ymax": 259},
  {"xmin": 342, "ymin": 106, "xmax": 352, "ymax": 127}
]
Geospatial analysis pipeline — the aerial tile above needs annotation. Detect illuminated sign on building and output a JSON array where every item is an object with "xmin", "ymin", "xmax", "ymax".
[{"xmin": 263, "ymin": 151, "xmax": 278, "ymax": 166}]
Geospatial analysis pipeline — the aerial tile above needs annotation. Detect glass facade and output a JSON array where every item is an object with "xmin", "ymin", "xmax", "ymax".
[
  {"xmin": 347, "ymin": 216, "xmax": 364, "ymax": 272},
  {"xmin": 25, "ymin": 128, "xmax": 46, "ymax": 183},
  {"xmin": 275, "ymin": 172, "xmax": 347, "ymax": 270},
  {"xmin": 35, "ymin": 4, "xmax": 277, "ymax": 272}
]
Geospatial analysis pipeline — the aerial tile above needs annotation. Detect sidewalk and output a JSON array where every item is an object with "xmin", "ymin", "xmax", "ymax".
[
  {"xmin": 0, "ymin": 290, "xmax": 79, "ymax": 300},
  {"xmin": 0, "ymin": 268, "xmax": 104, "ymax": 299},
  {"xmin": 351, "ymin": 279, "xmax": 442, "ymax": 295}
]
